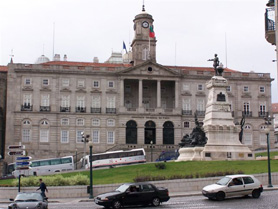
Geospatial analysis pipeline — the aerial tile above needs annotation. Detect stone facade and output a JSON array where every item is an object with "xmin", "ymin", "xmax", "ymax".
[{"xmin": 3, "ymin": 9, "xmax": 275, "ymax": 163}]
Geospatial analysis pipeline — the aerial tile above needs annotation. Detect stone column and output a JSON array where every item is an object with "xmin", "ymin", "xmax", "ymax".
[
  {"xmin": 120, "ymin": 78, "xmax": 124, "ymax": 106},
  {"xmin": 175, "ymin": 80, "xmax": 179, "ymax": 108},
  {"xmin": 157, "ymin": 80, "xmax": 161, "ymax": 108},
  {"xmin": 139, "ymin": 79, "xmax": 143, "ymax": 108}
]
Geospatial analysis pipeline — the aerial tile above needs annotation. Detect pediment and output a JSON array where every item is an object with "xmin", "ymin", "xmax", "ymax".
[{"xmin": 119, "ymin": 61, "xmax": 180, "ymax": 77}]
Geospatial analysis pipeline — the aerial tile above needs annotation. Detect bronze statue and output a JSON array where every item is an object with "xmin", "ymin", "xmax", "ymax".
[
  {"xmin": 238, "ymin": 116, "xmax": 245, "ymax": 143},
  {"xmin": 179, "ymin": 112, "xmax": 208, "ymax": 147},
  {"xmin": 208, "ymin": 54, "xmax": 224, "ymax": 76}
]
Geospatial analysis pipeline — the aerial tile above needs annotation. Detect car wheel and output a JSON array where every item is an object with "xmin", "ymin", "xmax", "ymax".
[
  {"xmin": 113, "ymin": 200, "xmax": 122, "ymax": 209},
  {"xmin": 152, "ymin": 197, "xmax": 161, "ymax": 207},
  {"xmin": 216, "ymin": 191, "xmax": 225, "ymax": 201},
  {"xmin": 252, "ymin": 189, "xmax": 261, "ymax": 198}
]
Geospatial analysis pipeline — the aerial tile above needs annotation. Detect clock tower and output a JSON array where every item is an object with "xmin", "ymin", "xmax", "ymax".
[{"xmin": 131, "ymin": 6, "xmax": 157, "ymax": 66}]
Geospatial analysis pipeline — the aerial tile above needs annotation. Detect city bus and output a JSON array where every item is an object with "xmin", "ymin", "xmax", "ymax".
[
  {"xmin": 12, "ymin": 156, "xmax": 74, "ymax": 177},
  {"xmin": 81, "ymin": 148, "xmax": 146, "ymax": 169}
]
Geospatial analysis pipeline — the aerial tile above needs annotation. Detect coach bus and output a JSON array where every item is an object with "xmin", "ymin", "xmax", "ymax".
[
  {"xmin": 81, "ymin": 148, "xmax": 146, "ymax": 169},
  {"xmin": 12, "ymin": 156, "xmax": 74, "ymax": 177}
]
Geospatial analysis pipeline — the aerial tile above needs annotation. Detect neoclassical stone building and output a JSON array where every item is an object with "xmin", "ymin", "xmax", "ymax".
[{"xmin": 5, "ymin": 8, "xmax": 274, "ymax": 162}]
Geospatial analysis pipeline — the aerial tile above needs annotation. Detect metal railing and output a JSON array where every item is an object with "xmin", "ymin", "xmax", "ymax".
[
  {"xmin": 40, "ymin": 106, "xmax": 51, "ymax": 112},
  {"xmin": 182, "ymin": 110, "xmax": 192, "ymax": 115},
  {"xmin": 106, "ymin": 108, "xmax": 116, "ymax": 114},
  {"xmin": 76, "ymin": 107, "xmax": 86, "ymax": 113},
  {"xmin": 91, "ymin": 108, "xmax": 101, "ymax": 113},
  {"xmin": 21, "ymin": 104, "xmax": 33, "ymax": 111},
  {"xmin": 60, "ymin": 106, "xmax": 71, "ymax": 112}
]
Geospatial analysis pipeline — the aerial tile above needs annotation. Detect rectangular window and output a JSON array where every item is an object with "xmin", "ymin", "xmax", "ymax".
[
  {"xmin": 77, "ymin": 96, "xmax": 85, "ymax": 108},
  {"xmin": 243, "ymin": 133, "xmax": 252, "ymax": 145},
  {"xmin": 24, "ymin": 78, "xmax": 31, "ymax": 85},
  {"xmin": 22, "ymin": 129, "xmax": 31, "ymax": 142},
  {"xmin": 76, "ymin": 118, "xmax": 85, "ymax": 126},
  {"xmin": 197, "ymin": 99, "xmax": 205, "ymax": 111},
  {"xmin": 259, "ymin": 86, "xmax": 265, "ymax": 93},
  {"xmin": 92, "ymin": 96, "xmax": 101, "ymax": 108},
  {"xmin": 182, "ymin": 99, "xmax": 191, "ymax": 111},
  {"xmin": 197, "ymin": 84, "xmax": 203, "ymax": 91},
  {"xmin": 184, "ymin": 121, "xmax": 190, "ymax": 128},
  {"xmin": 183, "ymin": 84, "xmax": 190, "ymax": 91},
  {"xmin": 259, "ymin": 104, "xmax": 266, "ymax": 113},
  {"xmin": 40, "ymin": 130, "xmax": 49, "ymax": 142},
  {"xmin": 243, "ymin": 86, "xmax": 249, "ymax": 92},
  {"xmin": 107, "ymin": 119, "xmax": 115, "ymax": 126},
  {"xmin": 42, "ymin": 79, "xmax": 49, "ymax": 86},
  {"xmin": 93, "ymin": 80, "xmax": 99, "ymax": 88},
  {"xmin": 61, "ymin": 95, "xmax": 70, "ymax": 107},
  {"xmin": 41, "ymin": 94, "xmax": 50, "ymax": 106},
  {"xmin": 107, "ymin": 131, "xmax": 115, "ymax": 144},
  {"xmin": 107, "ymin": 96, "xmax": 116, "ymax": 108},
  {"xmin": 92, "ymin": 118, "xmax": 100, "ymax": 126},
  {"xmin": 62, "ymin": 79, "xmax": 70, "ymax": 87},
  {"xmin": 61, "ymin": 118, "xmax": 69, "ymax": 125},
  {"xmin": 61, "ymin": 130, "xmax": 69, "ymax": 143},
  {"xmin": 226, "ymin": 86, "xmax": 231, "ymax": 92},
  {"xmin": 77, "ymin": 80, "xmax": 85, "ymax": 88},
  {"xmin": 92, "ymin": 130, "xmax": 100, "ymax": 143},
  {"xmin": 108, "ymin": 81, "xmax": 114, "ymax": 88},
  {"xmin": 243, "ymin": 102, "xmax": 250, "ymax": 112},
  {"xmin": 76, "ymin": 130, "xmax": 84, "ymax": 143},
  {"xmin": 23, "ymin": 94, "xmax": 32, "ymax": 106}
]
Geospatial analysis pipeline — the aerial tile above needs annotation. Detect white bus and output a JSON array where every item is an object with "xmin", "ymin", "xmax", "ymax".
[
  {"xmin": 12, "ymin": 156, "xmax": 74, "ymax": 177},
  {"xmin": 81, "ymin": 148, "xmax": 146, "ymax": 169}
]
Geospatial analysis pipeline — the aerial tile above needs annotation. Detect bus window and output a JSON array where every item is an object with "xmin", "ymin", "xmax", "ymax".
[
  {"xmin": 128, "ymin": 152, "xmax": 135, "ymax": 157},
  {"xmin": 119, "ymin": 152, "xmax": 127, "ymax": 158},
  {"xmin": 109, "ymin": 153, "xmax": 119, "ymax": 159},
  {"xmin": 51, "ymin": 159, "xmax": 61, "ymax": 165},
  {"xmin": 40, "ymin": 160, "xmax": 50, "ymax": 166},
  {"xmin": 61, "ymin": 157, "xmax": 72, "ymax": 164},
  {"xmin": 136, "ymin": 151, "xmax": 143, "ymax": 155},
  {"xmin": 92, "ymin": 155, "xmax": 99, "ymax": 161},
  {"xmin": 31, "ymin": 161, "xmax": 40, "ymax": 167}
]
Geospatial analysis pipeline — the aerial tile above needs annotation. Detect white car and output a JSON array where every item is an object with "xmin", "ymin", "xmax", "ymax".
[{"xmin": 202, "ymin": 174, "xmax": 263, "ymax": 201}]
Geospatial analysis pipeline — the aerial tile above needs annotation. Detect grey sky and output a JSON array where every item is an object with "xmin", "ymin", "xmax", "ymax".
[{"xmin": 1, "ymin": 0, "xmax": 277, "ymax": 102}]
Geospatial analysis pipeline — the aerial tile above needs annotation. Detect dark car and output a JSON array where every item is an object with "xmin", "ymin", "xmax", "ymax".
[
  {"xmin": 8, "ymin": 192, "xmax": 48, "ymax": 209},
  {"xmin": 94, "ymin": 182, "xmax": 170, "ymax": 209}
]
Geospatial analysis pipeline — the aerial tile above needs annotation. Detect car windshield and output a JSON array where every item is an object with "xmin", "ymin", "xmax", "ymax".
[
  {"xmin": 15, "ymin": 193, "xmax": 42, "ymax": 202},
  {"xmin": 216, "ymin": 177, "xmax": 231, "ymax": 185},
  {"xmin": 115, "ymin": 184, "xmax": 130, "ymax": 192}
]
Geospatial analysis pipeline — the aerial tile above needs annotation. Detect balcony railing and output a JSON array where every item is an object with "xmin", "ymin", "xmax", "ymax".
[
  {"xmin": 60, "ymin": 106, "xmax": 71, "ymax": 112},
  {"xmin": 182, "ymin": 110, "xmax": 192, "ymax": 115},
  {"xmin": 126, "ymin": 108, "xmax": 137, "ymax": 111},
  {"xmin": 258, "ymin": 111, "xmax": 269, "ymax": 117},
  {"xmin": 40, "ymin": 106, "xmax": 51, "ymax": 112},
  {"xmin": 146, "ymin": 108, "xmax": 155, "ymax": 112},
  {"xmin": 106, "ymin": 108, "xmax": 116, "ymax": 114},
  {"xmin": 21, "ymin": 104, "xmax": 33, "ymax": 111},
  {"xmin": 91, "ymin": 108, "xmax": 101, "ymax": 113},
  {"xmin": 196, "ymin": 110, "xmax": 205, "ymax": 116},
  {"xmin": 265, "ymin": 8, "xmax": 275, "ymax": 44},
  {"xmin": 242, "ymin": 111, "xmax": 252, "ymax": 117},
  {"xmin": 76, "ymin": 107, "xmax": 86, "ymax": 113}
]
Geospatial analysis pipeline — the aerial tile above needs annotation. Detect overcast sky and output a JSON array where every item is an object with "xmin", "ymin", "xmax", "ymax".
[{"xmin": 1, "ymin": 0, "xmax": 277, "ymax": 102}]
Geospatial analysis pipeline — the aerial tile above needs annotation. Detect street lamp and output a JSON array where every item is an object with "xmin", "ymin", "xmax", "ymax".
[
  {"xmin": 88, "ymin": 141, "xmax": 93, "ymax": 199},
  {"xmin": 150, "ymin": 140, "xmax": 153, "ymax": 162},
  {"xmin": 264, "ymin": 115, "xmax": 273, "ymax": 187},
  {"xmin": 81, "ymin": 132, "xmax": 90, "ymax": 158}
]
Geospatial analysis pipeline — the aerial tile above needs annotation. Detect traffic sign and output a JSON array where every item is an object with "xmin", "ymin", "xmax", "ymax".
[
  {"xmin": 8, "ymin": 145, "xmax": 25, "ymax": 150},
  {"xmin": 16, "ymin": 156, "xmax": 32, "ymax": 161},
  {"xmin": 8, "ymin": 151, "xmax": 26, "ymax": 156},
  {"xmin": 16, "ymin": 161, "xmax": 31, "ymax": 166}
]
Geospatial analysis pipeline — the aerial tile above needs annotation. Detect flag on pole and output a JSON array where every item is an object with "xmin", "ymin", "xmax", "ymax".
[
  {"xmin": 149, "ymin": 25, "xmax": 155, "ymax": 38},
  {"xmin": 123, "ymin": 41, "xmax": 128, "ymax": 54}
]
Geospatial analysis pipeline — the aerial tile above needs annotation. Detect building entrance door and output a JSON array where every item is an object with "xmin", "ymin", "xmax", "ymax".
[
  {"xmin": 126, "ymin": 120, "xmax": 137, "ymax": 144},
  {"xmin": 145, "ymin": 121, "xmax": 156, "ymax": 144},
  {"xmin": 163, "ymin": 121, "xmax": 174, "ymax": 144}
]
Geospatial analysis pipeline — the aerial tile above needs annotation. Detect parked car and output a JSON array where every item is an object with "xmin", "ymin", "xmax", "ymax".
[
  {"xmin": 8, "ymin": 192, "xmax": 48, "ymax": 209},
  {"xmin": 94, "ymin": 182, "xmax": 170, "ymax": 208},
  {"xmin": 155, "ymin": 150, "xmax": 179, "ymax": 162},
  {"xmin": 202, "ymin": 174, "xmax": 263, "ymax": 201}
]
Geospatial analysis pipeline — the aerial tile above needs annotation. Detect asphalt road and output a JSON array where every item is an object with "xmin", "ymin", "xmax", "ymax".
[{"xmin": 1, "ymin": 190, "xmax": 278, "ymax": 209}]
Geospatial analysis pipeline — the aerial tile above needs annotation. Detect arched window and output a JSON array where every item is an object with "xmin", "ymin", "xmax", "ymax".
[
  {"xmin": 145, "ymin": 121, "xmax": 156, "ymax": 144},
  {"xmin": 22, "ymin": 119, "xmax": 32, "ymax": 142},
  {"xmin": 163, "ymin": 121, "xmax": 174, "ymax": 144},
  {"xmin": 126, "ymin": 120, "xmax": 137, "ymax": 144}
]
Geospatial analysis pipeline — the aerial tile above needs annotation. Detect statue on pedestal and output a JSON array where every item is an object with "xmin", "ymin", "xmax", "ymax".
[
  {"xmin": 179, "ymin": 113, "xmax": 208, "ymax": 147},
  {"xmin": 208, "ymin": 54, "xmax": 224, "ymax": 76}
]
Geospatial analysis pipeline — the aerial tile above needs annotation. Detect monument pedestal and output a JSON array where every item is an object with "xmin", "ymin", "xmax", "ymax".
[
  {"xmin": 202, "ymin": 76, "xmax": 253, "ymax": 161},
  {"xmin": 176, "ymin": 147, "xmax": 204, "ymax": 161}
]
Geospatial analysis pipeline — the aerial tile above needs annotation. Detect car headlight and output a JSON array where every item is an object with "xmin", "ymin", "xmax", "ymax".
[{"xmin": 101, "ymin": 197, "xmax": 109, "ymax": 201}]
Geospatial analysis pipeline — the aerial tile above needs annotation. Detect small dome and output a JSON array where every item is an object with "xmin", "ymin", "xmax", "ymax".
[{"xmin": 35, "ymin": 55, "xmax": 50, "ymax": 64}]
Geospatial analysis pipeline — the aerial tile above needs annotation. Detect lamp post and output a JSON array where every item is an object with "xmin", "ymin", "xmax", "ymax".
[
  {"xmin": 75, "ymin": 149, "xmax": 78, "ymax": 170},
  {"xmin": 265, "ymin": 116, "xmax": 273, "ymax": 187},
  {"xmin": 150, "ymin": 140, "xmax": 153, "ymax": 162},
  {"xmin": 88, "ymin": 141, "xmax": 93, "ymax": 199}
]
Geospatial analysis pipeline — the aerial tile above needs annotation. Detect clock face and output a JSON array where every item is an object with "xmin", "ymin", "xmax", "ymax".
[{"xmin": 142, "ymin": 21, "xmax": 149, "ymax": 28}]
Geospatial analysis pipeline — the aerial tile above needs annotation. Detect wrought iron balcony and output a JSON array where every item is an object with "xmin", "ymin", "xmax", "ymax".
[
  {"xmin": 242, "ymin": 111, "xmax": 252, "ymax": 117},
  {"xmin": 91, "ymin": 108, "xmax": 101, "ymax": 113},
  {"xmin": 258, "ymin": 111, "xmax": 269, "ymax": 117},
  {"xmin": 60, "ymin": 106, "xmax": 71, "ymax": 112},
  {"xmin": 106, "ymin": 108, "xmax": 116, "ymax": 114},
  {"xmin": 265, "ymin": 8, "xmax": 275, "ymax": 45},
  {"xmin": 21, "ymin": 104, "xmax": 33, "ymax": 111},
  {"xmin": 196, "ymin": 110, "xmax": 205, "ymax": 116},
  {"xmin": 76, "ymin": 107, "xmax": 86, "ymax": 113},
  {"xmin": 182, "ymin": 110, "xmax": 192, "ymax": 115},
  {"xmin": 40, "ymin": 106, "xmax": 51, "ymax": 112}
]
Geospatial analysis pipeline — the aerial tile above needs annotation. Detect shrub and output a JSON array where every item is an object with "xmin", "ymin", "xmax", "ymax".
[{"xmin": 154, "ymin": 163, "xmax": 166, "ymax": 170}]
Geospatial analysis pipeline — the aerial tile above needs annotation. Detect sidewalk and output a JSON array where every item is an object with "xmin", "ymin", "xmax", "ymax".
[{"xmin": 1, "ymin": 185, "xmax": 278, "ymax": 204}]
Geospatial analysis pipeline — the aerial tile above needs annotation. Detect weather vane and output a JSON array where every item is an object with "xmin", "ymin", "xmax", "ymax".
[{"xmin": 9, "ymin": 49, "xmax": 14, "ymax": 63}]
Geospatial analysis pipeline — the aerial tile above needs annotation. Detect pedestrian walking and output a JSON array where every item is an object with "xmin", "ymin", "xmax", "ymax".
[{"xmin": 36, "ymin": 178, "xmax": 48, "ymax": 198}]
